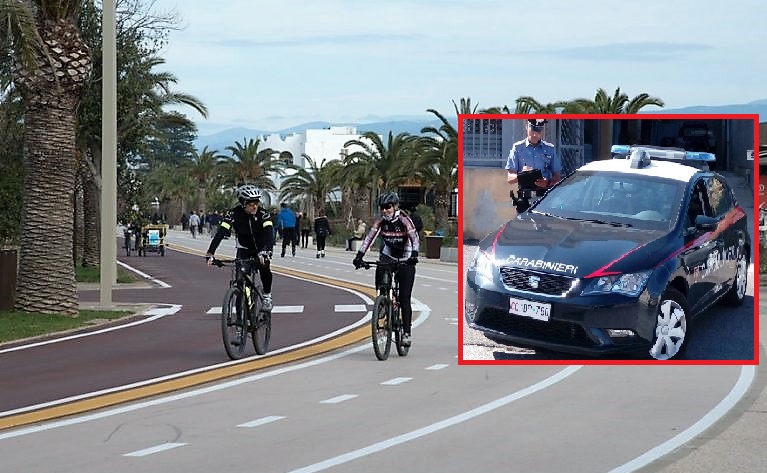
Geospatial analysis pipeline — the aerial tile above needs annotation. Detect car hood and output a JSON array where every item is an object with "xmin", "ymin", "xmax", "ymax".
[{"xmin": 478, "ymin": 215, "xmax": 672, "ymax": 278}]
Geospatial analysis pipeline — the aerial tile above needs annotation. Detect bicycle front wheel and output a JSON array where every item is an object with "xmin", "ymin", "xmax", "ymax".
[
  {"xmin": 222, "ymin": 287, "xmax": 249, "ymax": 360},
  {"xmin": 252, "ymin": 296, "xmax": 271, "ymax": 355},
  {"xmin": 371, "ymin": 295, "xmax": 392, "ymax": 360}
]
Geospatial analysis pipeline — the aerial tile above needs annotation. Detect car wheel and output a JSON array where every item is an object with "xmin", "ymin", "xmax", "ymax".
[
  {"xmin": 721, "ymin": 251, "xmax": 747, "ymax": 306},
  {"xmin": 649, "ymin": 288, "xmax": 688, "ymax": 360}
]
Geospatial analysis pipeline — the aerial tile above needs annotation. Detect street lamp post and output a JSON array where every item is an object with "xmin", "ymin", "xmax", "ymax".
[{"xmin": 99, "ymin": 0, "xmax": 116, "ymax": 308}]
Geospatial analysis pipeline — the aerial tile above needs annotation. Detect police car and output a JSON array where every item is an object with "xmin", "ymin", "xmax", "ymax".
[{"xmin": 464, "ymin": 146, "xmax": 750, "ymax": 360}]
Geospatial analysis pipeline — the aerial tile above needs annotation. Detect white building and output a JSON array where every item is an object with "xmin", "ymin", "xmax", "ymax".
[{"xmin": 257, "ymin": 126, "xmax": 372, "ymax": 206}]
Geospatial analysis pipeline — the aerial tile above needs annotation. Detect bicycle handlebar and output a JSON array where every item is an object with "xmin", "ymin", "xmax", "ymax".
[
  {"xmin": 357, "ymin": 260, "xmax": 414, "ymax": 270},
  {"xmin": 209, "ymin": 256, "xmax": 266, "ymax": 268}
]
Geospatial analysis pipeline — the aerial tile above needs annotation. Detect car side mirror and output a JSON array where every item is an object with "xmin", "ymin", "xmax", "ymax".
[{"xmin": 694, "ymin": 214, "xmax": 717, "ymax": 231}]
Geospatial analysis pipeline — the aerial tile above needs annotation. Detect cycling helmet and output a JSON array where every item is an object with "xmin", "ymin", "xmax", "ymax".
[
  {"xmin": 237, "ymin": 184, "xmax": 262, "ymax": 205},
  {"xmin": 378, "ymin": 192, "xmax": 400, "ymax": 208}
]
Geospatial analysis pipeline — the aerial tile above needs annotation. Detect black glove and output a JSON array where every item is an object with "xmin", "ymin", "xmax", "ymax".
[
  {"xmin": 353, "ymin": 252, "xmax": 364, "ymax": 269},
  {"xmin": 408, "ymin": 251, "xmax": 419, "ymax": 265}
]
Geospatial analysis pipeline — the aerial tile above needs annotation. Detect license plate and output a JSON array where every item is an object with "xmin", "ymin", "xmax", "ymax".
[{"xmin": 509, "ymin": 297, "xmax": 551, "ymax": 321}]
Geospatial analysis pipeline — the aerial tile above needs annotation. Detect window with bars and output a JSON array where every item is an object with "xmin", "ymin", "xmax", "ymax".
[{"xmin": 463, "ymin": 119, "xmax": 503, "ymax": 167}]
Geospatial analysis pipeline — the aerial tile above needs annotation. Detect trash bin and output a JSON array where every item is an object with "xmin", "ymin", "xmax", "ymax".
[
  {"xmin": 425, "ymin": 235, "xmax": 443, "ymax": 259},
  {"xmin": 0, "ymin": 248, "xmax": 18, "ymax": 310}
]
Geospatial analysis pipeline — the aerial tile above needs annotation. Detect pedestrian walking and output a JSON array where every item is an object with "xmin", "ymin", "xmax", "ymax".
[
  {"xmin": 189, "ymin": 211, "xmax": 200, "ymax": 239},
  {"xmin": 276, "ymin": 203, "xmax": 297, "ymax": 257},
  {"xmin": 313, "ymin": 209, "xmax": 331, "ymax": 258},
  {"xmin": 300, "ymin": 212, "xmax": 312, "ymax": 248}
]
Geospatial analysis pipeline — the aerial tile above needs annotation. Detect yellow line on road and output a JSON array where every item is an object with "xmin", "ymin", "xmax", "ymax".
[{"xmin": 0, "ymin": 244, "xmax": 376, "ymax": 431}]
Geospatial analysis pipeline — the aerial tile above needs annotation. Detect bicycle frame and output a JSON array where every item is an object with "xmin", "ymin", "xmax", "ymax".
[
  {"xmin": 212, "ymin": 257, "xmax": 272, "ymax": 358},
  {"xmin": 361, "ymin": 260, "xmax": 411, "ymax": 360},
  {"xmin": 230, "ymin": 259, "xmax": 264, "ymax": 305}
]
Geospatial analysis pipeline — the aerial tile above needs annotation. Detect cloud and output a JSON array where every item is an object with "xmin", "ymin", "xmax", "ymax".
[
  {"xmin": 525, "ymin": 42, "xmax": 713, "ymax": 62},
  {"xmin": 212, "ymin": 33, "xmax": 422, "ymax": 48}
]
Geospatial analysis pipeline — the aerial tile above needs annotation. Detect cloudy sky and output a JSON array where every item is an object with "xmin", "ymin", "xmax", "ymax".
[{"xmin": 151, "ymin": 0, "xmax": 766, "ymax": 135}]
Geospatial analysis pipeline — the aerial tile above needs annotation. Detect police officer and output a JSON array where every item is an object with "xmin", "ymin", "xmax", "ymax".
[{"xmin": 506, "ymin": 119, "xmax": 562, "ymax": 189}]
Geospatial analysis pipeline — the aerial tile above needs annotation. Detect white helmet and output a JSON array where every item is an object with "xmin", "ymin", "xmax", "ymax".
[{"xmin": 237, "ymin": 185, "xmax": 262, "ymax": 205}]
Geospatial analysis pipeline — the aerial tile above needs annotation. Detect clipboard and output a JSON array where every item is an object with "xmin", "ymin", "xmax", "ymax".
[{"xmin": 517, "ymin": 168, "xmax": 543, "ymax": 190}]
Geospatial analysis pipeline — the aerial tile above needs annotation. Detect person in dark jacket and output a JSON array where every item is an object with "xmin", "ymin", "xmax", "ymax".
[
  {"xmin": 299, "ymin": 212, "xmax": 312, "ymax": 248},
  {"xmin": 313, "ymin": 209, "xmax": 331, "ymax": 258},
  {"xmin": 205, "ymin": 185, "xmax": 275, "ymax": 310}
]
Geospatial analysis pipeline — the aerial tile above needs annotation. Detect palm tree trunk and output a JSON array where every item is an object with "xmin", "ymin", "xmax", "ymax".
[
  {"xmin": 73, "ymin": 164, "xmax": 84, "ymax": 267},
  {"xmin": 82, "ymin": 169, "xmax": 100, "ymax": 266},
  {"xmin": 16, "ymin": 105, "xmax": 79, "ymax": 315},
  {"xmin": 434, "ymin": 190, "xmax": 450, "ymax": 232}
]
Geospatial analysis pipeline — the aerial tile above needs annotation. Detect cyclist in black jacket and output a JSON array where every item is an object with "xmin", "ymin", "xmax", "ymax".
[
  {"xmin": 206, "ymin": 185, "xmax": 275, "ymax": 310},
  {"xmin": 353, "ymin": 192, "xmax": 420, "ymax": 346}
]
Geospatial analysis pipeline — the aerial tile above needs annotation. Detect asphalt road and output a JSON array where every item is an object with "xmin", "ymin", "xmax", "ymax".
[
  {"xmin": 0, "ymin": 242, "xmax": 370, "ymax": 413},
  {"xmin": 0, "ymin": 230, "xmax": 763, "ymax": 472}
]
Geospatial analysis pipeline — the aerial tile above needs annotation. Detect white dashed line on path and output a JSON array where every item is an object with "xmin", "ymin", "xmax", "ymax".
[
  {"xmin": 320, "ymin": 394, "xmax": 358, "ymax": 404},
  {"xmin": 123, "ymin": 442, "xmax": 186, "ymax": 457},
  {"xmin": 334, "ymin": 304, "xmax": 368, "ymax": 312},
  {"xmin": 237, "ymin": 416, "xmax": 286, "ymax": 428},
  {"xmin": 381, "ymin": 377, "xmax": 412, "ymax": 385}
]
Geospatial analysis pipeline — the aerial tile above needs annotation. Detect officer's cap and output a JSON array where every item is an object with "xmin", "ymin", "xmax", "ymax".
[{"xmin": 528, "ymin": 119, "xmax": 547, "ymax": 132}]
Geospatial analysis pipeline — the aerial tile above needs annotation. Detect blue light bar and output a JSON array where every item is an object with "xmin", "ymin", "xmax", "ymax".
[
  {"xmin": 610, "ymin": 145, "xmax": 716, "ymax": 164},
  {"xmin": 684, "ymin": 151, "xmax": 716, "ymax": 162}
]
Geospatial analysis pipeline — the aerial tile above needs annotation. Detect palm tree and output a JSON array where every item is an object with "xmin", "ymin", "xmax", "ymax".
[
  {"xmin": 481, "ymin": 98, "xmax": 581, "ymax": 115},
  {"xmin": 418, "ymin": 100, "xmax": 463, "ymax": 231},
  {"xmin": 186, "ymin": 146, "xmax": 220, "ymax": 211},
  {"xmin": 453, "ymin": 97, "xmax": 478, "ymax": 115},
  {"xmin": 414, "ymin": 136, "xmax": 457, "ymax": 232},
  {"xmin": 220, "ymin": 138, "xmax": 280, "ymax": 193},
  {"xmin": 144, "ymin": 163, "xmax": 194, "ymax": 225},
  {"xmin": 1, "ymin": 0, "xmax": 92, "ymax": 315},
  {"xmin": 573, "ymin": 87, "xmax": 665, "ymax": 157},
  {"xmin": 342, "ymin": 131, "xmax": 416, "ymax": 220},
  {"xmin": 279, "ymin": 154, "xmax": 343, "ymax": 217}
]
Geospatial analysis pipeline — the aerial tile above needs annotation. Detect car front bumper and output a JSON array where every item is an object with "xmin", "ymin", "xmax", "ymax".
[{"xmin": 464, "ymin": 274, "xmax": 659, "ymax": 358}]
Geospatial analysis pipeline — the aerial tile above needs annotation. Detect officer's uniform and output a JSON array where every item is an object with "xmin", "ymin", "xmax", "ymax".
[
  {"xmin": 505, "ymin": 138, "xmax": 561, "ymax": 182},
  {"xmin": 507, "ymin": 119, "xmax": 562, "ymax": 213}
]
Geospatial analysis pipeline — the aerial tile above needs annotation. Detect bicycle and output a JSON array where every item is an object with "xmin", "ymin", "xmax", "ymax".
[
  {"xmin": 211, "ymin": 257, "xmax": 272, "ymax": 359},
  {"xmin": 358, "ymin": 260, "xmax": 411, "ymax": 360}
]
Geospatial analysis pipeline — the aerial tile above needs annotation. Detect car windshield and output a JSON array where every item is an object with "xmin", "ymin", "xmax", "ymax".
[{"xmin": 532, "ymin": 171, "xmax": 685, "ymax": 231}]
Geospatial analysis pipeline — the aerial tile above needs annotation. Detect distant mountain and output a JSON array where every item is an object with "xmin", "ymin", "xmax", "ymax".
[
  {"xmin": 194, "ymin": 117, "xmax": 451, "ymax": 153},
  {"xmin": 355, "ymin": 119, "xmax": 444, "ymax": 135},
  {"xmin": 194, "ymin": 127, "xmax": 270, "ymax": 153},
  {"xmin": 658, "ymin": 99, "xmax": 767, "ymax": 118}
]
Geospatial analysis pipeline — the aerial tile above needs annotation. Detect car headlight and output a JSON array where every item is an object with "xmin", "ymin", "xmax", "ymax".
[
  {"xmin": 471, "ymin": 249, "xmax": 495, "ymax": 281},
  {"xmin": 580, "ymin": 270, "xmax": 651, "ymax": 297}
]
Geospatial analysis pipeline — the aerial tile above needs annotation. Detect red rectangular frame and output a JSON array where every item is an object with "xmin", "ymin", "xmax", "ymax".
[{"xmin": 457, "ymin": 113, "xmax": 760, "ymax": 366}]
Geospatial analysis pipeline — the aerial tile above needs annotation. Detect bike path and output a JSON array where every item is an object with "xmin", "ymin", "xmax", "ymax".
[{"xmin": 0, "ymin": 243, "xmax": 373, "ymax": 417}]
